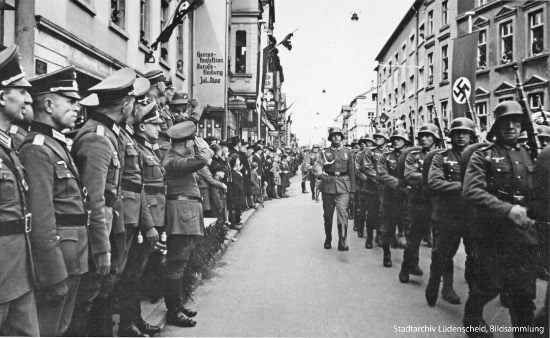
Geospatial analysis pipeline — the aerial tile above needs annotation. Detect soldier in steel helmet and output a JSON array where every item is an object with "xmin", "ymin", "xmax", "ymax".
[
  {"xmin": 354, "ymin": 133, "xmax": 375, "ymax": 237},
  {"xmin": 399, "ymin": 123, "xmax": 440, "ymax": 283},
  {"xmin": 425, "ymin": 117, "xmax": 477, "ymax": 307},
  {"xmin": 377, "ymin": 128, "xmax": 409, "ymax": 267},
  {"xmin": 462, "ymin": 101, "xmax": 541, "ymax": 333},
  {"xmin": 362, "ymin": 128, "xmax": 391, "ymax": 249},
  {"xmin": 348, "ymin": 139, "xmax": 360, "ymax": 220},
  {"xmin": 315, "ymin": 127, "xmax": 355, "ymax": 250},
  {"xmin": 536, "ymin": 124, "xmax": 550, "ymax": 149},
  {"xmin": 308, "ymin": 145, "xmax": 320, "ymax": 201}
]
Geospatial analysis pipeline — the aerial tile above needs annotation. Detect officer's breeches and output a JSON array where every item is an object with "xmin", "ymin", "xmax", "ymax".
[
  {"xmin": 322, "ymin": 193, "xmax": 350, "ymax": 234},
  {"xmin": 163, "ymin": 235, "xmax": 196, "ymax": 280}
]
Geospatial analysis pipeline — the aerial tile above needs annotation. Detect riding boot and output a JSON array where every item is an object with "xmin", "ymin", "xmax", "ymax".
[
  {"xmin": 342, "ymin": 224, "xmax": 349, "ymax": 251},
  {"xmin": 164, "ymin": 277, "xmax": 196, "ymax": 327},
  {"xmin": 441, "ymin": 271, "xmax": 461, "ymax": 305},
  {"xmin": 425, "ymin": 273, "xmax": 441, "ymax": 306},
  {"xmin": 337, "ymin": 224, "xmax": 345, "ymax": 251},
  {"xmin": 324, "ymin": 224, "xmax": 332, "ymax": 249},
  {"xmin": 383, "ymin": 244, "xmax": 392, "ymax": 267}
]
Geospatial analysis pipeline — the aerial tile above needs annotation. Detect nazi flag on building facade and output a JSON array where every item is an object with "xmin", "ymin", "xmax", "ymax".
[{"xmin": 451, "ymin": 32, "xmax": 478, "ymax": 118}]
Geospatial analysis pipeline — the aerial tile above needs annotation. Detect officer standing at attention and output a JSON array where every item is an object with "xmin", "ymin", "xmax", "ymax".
[
  {"xmin": 462, "ymin": 101, "xmax": 540, "ymax": 333},
  {"xmin": 425, "ymin": 118, "xmax": 477, "ymax": 307},
  {"xmin": 353, "ymin": 133, "xmax": 375, "ymax": 238},
  {"xmin": 145, "ymin": 70, "xmax": 170, "ymax": 160},
  {"xmin": 377, "ymin": 128, "xmax": 409, "ymax": 267},
  {"xmin": 9, "ymin": 91, "xmax": 33, "ymax": 150},
  {"xmin": 162, "ymin": 121, "xmax": 213, "ymax": 327},
  {"xmin": 363, "ymin": 128, "xmax": 390, "ymax": 249},
  {"xmin": 19, "ymin": 66, "xmax": 87, "ymax": 336},
  {"xmin": 66, "ymin": 68, "xmax": 137, "ymax": 336},
  {"xmin": 399, "ymin": 123, "xmax": 440, "ymax": 283},
  {"xmin": 315, "ymin": 127, "xmax": 355, "ymax": 251},
  {"xmin": 0, "ymin": 44, "xmax": 39, "ymax": 336}
]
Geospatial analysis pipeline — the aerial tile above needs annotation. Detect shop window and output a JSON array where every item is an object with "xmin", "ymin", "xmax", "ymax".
[
  {"xmin": 441, "ymin": 45, "xmax": 448, "ymax": 81},
  {"xmin": 500, "ymin": 21, "xmax": 513, "ymax": 64},
  {"xmin": 236, "ymin": 31, "xmax": 247, "ymax": 74},
  {"xmin": 529, "ymin": 10, "xmax": 544, "ymax": 56},
  {"xmin": 442, "ymin": 1, "xmax": 448, "ymax": 26},
  {"xmin": 529, "ymin": 92, "xmax": 545, "ymax": 109},
  {"xmin": 111, "ymin": 0, "xmax": 126, "ymax": 28},
  {"xmin": 428, "ymin": 11, "xmax": 434, "ymax": 35},
  {"xmin": 478, "ymin": 30, "xmax": 487, "ymax": 69},
  {"xmin": 140, "ymin": 0, "xmax": 150, "ymax": 46},
  {"xmin": 427, "ymin": 52, "xmax": 434, "ymax": 86}
]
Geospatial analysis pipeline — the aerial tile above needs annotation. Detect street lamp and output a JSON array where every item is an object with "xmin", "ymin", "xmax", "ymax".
[{"xmin": 351, "ymin": 13, "xmax": 359, "ymax": 21}]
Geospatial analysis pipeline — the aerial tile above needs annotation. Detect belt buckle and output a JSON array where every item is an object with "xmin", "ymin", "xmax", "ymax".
[
  {"xmin": 24, "ymin": 213, "xmax": 32, "ymax": 233},
  {"xmin": 335, "ymin": 171, "xmax": 340, "ymax": 177}
]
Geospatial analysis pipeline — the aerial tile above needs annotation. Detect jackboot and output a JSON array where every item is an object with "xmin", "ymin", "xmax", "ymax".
[
  {"xmin": 375, "ymin": 230, "xmax": 382, "ymax": 247},
  {"xmin": 337, "ymin": 224, "xmax": 348, "ymax": 251},
  {"xmin": 463, "ymin": 292, "xmax": 494, "ymax": 338},
  {"xmin": 301, "ymin": 182, "xmax": 308, "ymax": 193},
  {"xmin": 86, "ymin": 297, "xmax": 112, "ymax": 337},
  {"xmin": 383, "ymin": 244, "xmax": 392, "ymax": 267},
  {"xmin": 441, "ymin": 272, "xmax": 461, "ymax": 305},
  {"xmin": 324, "ymin": 224, "xmax": 332, "ymax": 249},
  {"xmin": 342, "ymin": 224, "xmax": 349, "ymax": 251},
  {"xmin": 164, "ymin": 277, "xmax": 196, "ymax": 328},
  {"xmin": 425, "ymin": 273, "xmax": 441, "ymax": 306}
]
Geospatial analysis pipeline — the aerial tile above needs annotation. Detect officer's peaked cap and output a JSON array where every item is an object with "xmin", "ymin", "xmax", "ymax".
[
  {"xmin": 141, "ymin": 103, "xmax": 163, "ymax": 124},
  {"xmin": 167, "ymin": 120, "xmax": 196, "ymax": 140},
  {"xmin": 0, "ymin": 45, "xmax": 31, "ymax": 88},
  {"xmin": 165, "ymin": 75, "xmax": 174, "ymax": 89},
  {"xmin": 144, "ymin": 70, "xmax": 165, "ymax": 85},
  {"xmin": 536, "ymin": 125, "xmax": 550, "ymax": 138},
  {"xmin": 134, "ymin": 78, "xmax": 151, "ymax": 103},
  {"xmin": 88, "ymin": 68, "xmax": 137, "ymax": 104},
  {"xmin": 29, "ymin": 65, "xmax": 81, "ymax": 99}
]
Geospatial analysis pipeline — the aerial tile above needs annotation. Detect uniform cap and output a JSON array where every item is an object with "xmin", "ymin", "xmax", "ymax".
[
  {"xmin": 328, "ymin": 126, "xmax": 344, "ymax": 139},
  {"xmin": 360, "ymin": 133, "xmax": 375, "ymax": 143},
  {"xmin": 373, "ymin": 128, "xmax": 391, "ymax": 142},
  {"xmin": 490, "ymin": 101, "xmax": 525, "ymax": 134},
  {"xmin": 141, "ymin": 103, "xmax": 163, "ymax": 124},
  {"xmin": 88, "ymin": 68, "xmax": 137, "ymax": 104},
  {"xmin": 144, "ymin": 69, "xmax": 165, "ymax": 85},
  {"xmin": 390, "ymin": 128, "xmax": 409, "ymax": 141},
  {"xmin": 79, "ymin": 93, "xmax": 98, "ymax": 107},
  {"xmin": 133, "ymin": 78, "xmax": 151, "ymax": 103},
  {"xmin": 536, "ymin": 125, "xmax": 550, "ymax": 138},
  {"xmin": 0, "ymin": 45, "xmax": 31, "ymax": 88},
  {"xmin": 417, "ymin": 123, "xmax": 441, "ymax": 140},
  {"xmin": 170, "ymin": 90, "xmax": 189, "ymax": 105},
  {"xmin": 166, "ymin": 120, "xmax": 196, "ymax": 140},
  {"xmin": 29, "ymin": 65, "xmax": 80, "ymax": 99},
  {"xmin": 449, "ymin": 117, "xmax": 475, "ymax": 134}
]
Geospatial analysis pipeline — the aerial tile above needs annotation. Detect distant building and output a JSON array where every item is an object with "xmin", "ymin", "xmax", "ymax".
[{"xmin": 348, "ymin": 86, "xmax": 377, "ymax": 140}]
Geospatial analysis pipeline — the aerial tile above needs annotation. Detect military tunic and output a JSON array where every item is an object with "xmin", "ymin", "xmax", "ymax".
[
  {"xmin": 19, "ymin": 122, "xmax": 89, "ymax": 336},
  {"xmin": 362, "ymin": 146, "xmax": 388, "ymax": 238},
  {"xmin": 9, "ymin": 124, "xmax": 28, "ymax": 151},
  {"xmin": 354, "ymin": 149, "xmax": 368, "ymax": 235},
  {"xmin": 147, "ymin": 94, "xmax": 171, "ymax": 161}
]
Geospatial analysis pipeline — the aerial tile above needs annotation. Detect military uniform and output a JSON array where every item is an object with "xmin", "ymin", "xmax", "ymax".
[
  {"xmin": 316, "ymin": 136, "xmax": 356, "ymax": 251},
  {"xmin": 363, "ymin": 145, "xmax": 388, "ymax": 246},
  {"xmin": 162, "ymin": 121, "xmax": 213, "ymax": 327},
  {"xmin": 145, "ymin": 70, "xmax": 171, "ymax": 161},
  {"xmin": 9, "ymin": 124, "xmax": 28, "ymax": 150},
  {"xmin": 0, "ymin": 45, "xmax": 39, "ymax": 336}
]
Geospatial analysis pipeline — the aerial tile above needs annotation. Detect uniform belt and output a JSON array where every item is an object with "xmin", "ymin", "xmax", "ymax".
[
  {"xmin": 121, "ymin": 180, "xmax": 143, "ymax": 194},
  {"xmin": 0, "ymin": 214, "xmax": 32, "ymax": 236},
  {"xmin": 325, "ymin": 171, "xmax": 348, "ymax": 177},
  {"xmin": 166, "ymin": 194, "xmax": 202, "ymax": 202},
  {"xmin": 104, "ymin": 191, "xmax": 117, "ymax": 208},
  {"xmin": 144, "ymin": 185, "xmax": 166, "ymax": 195},
  {"xmin": 56, "ymin": 212, "xmax": 89, "ymax": 226}
]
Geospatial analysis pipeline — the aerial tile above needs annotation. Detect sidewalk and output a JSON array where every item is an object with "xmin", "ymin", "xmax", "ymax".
[{"xmin": 140, "ymin": 203, "xmax": 263, "ymax": 329}]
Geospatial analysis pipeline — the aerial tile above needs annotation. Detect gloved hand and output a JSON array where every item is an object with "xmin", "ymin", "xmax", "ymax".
[
  {"xmin": 508, "ymin": 205, "xmax": 534, "ymax": 228},
  {"xmin": 144, "ymin": 227, "xmax": 159, "ymax": 244},
  {"xmin": 189, "ymin": 98, "xmax": 199, "ymax": 108}
]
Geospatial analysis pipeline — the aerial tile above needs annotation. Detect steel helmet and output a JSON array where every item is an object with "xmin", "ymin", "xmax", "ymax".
[
  {"xmin": 417, "ymin": 123, "xmax": 441, "ymax": 140},
  {"xmin": 490, "ymin": 101, "xmax": 525, "ymax": 134},
  {"xmin": 390, "ymin": 128, "xmax": 409, "ymax": 142},
  {"xmin": 328, "ymin": 126, "xmax": 344, "ymax": 139},
  {"xmin": 536, "ymin": 125, "xmax": 550, "ymax": 138},
  {"xmin": 449, "ymin": 117, "xmax": 476, "ymax": 134},
  {"xmin": 350, "ymin": 138, "xmax": 360, "ymax": 146},
  {"xmin": 373, "ymin": 128, "xmax": 391, "ymax": 142},
  {"xmin": 360, "ymin": 132, "xmax": 375, "ymax": 144}
]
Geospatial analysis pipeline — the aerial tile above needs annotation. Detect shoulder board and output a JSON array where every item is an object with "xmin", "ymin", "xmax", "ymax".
[
  {"xmin": 96, "ymin": 125, "xmax": 105, "ymax": 136},
  {"xmin": 9, "ymin": 125, "xmax": 18, "ymax": 135},
  {"xmin": 410, "ymin": 150, "xmax": 420, "ymax": 154},
  {"xmin": 32, "ymin": 134, "xmax": 45, "ymax": 146},
  {"xmin": 479, "ymin": 143, "xmax": 495, "ymax": 152}
]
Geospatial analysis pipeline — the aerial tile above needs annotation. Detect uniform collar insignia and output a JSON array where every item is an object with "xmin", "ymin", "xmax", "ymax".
[
  {"xmin": 152, "ymin": 143, "xmax": 160, "ymax": 150},
  {"xmin": 330, "ymin": 145, "xmax": 342, "ymax": 151},
  {"xmin": 30, "ymin": 121, "xmax": 67, "ymax": 146},
  {"xmin": 89, "ymin": 111, "xmax": 120, "ymax": 136},
  {"xmin": 0, "ymin": 129, "xmax": 12, "ymax": 149},
  {"xmin": 135, "ymin": 134, "xmax": 153, "ymax": 150},
  {"xmin": 9, "ymin": 125, "xmax": 18, "ymax": 135},
  {"xmin": 123, "ymin": 123, "xmax": 134, "ymax": 135}
]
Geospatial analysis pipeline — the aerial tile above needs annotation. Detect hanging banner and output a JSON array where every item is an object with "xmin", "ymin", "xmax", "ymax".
[
  {"xmin": 451, "ymin": 32, "xmax": 478, "ymax": 118},
  {"xmin": 193, "ymin": 0, "xmax": 228, "ymax": 111}
]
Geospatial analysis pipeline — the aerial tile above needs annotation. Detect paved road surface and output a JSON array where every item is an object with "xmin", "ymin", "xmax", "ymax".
[{"xmin": 162, "ymin": 174, "xmax": 547, "ymax": 337}]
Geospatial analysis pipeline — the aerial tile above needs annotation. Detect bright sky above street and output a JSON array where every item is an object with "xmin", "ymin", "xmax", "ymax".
[{"xmin": 275, "ymin": 0, "xmax": 412, "ymax": 146}]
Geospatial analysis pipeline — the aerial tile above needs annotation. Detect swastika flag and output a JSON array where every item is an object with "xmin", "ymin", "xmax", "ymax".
[{"xmin": 451, "ymin": 32, "xmax": 478, "ymax": 118}]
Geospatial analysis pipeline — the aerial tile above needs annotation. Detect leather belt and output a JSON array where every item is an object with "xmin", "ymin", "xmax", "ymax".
[
  {"xmin": 104, "ymin": 191, "xmax": 117, "ymax": 208},
  {"xmin": 144, "ymin": 185, "xmax": 165, "ymax": 195},
  {"xmin": 0, "ymin": 214, "xmax": 32, "ymax": 236},
  {"xmin": 166, "ymin": 194, "xmax": 202, "ymax": 202},
  {"xmin": 121, "ymin": 180, "xmax": 143, "ymax": 194},
  {"xmin": 325, "ymin": 171, "xmax": 348, "ymax": 177},
  {"xmin": 56, "ymin": 212, "xmax": 90, "ymax": 227}
]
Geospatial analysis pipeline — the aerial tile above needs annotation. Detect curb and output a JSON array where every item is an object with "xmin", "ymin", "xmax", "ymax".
[{"xmin": 141, "ymin": 204, "xmax": 261, "ymax": 329}]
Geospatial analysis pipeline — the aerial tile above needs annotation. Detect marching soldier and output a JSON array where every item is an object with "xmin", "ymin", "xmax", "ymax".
[
  {"xmin": 162, "ymin": 121, "xmax": 213, "ymax": 327},
  {"xmin": 0, "ymin": 44, "xmax": 39, "ymax": 336},
  {"xmin": 348, "ymin": 139, "xmax": 360, "ymax": 220},
  {"xmin": 363, "ymin": 128, "xmax": 390, "ymax": 249},
  {"xmin": 66, "ymin": 68, "xmax": 137, "ymax": 336},
  {"xmin": 19, "ymin": 66, "xmax": 87, "ymax": 336},
  {"xmin": 462, "ymin": 101, "xmax": 540, "ymax": 333},
  {"xmin": 9, "ymin": 91, "xmax": 33, "ymax": 150},
  {"xmin": 308, "ymin": 145, "xmax": 320, "ymax": 201},
  {"xmin": 536, "ymin": 124, "xmax": 550, "ymax": 149},
  {"xmin": 425, "ymin": 118, "xmax": 477, "ymax": 307},
  {"xmin": 315, "ymin": 127, "xmax": 355, "ymax": 251},
  {"xmin": 116, "ymin": 100, "xmax": 164, "ymax": 337},
  {"xmin": 354, "ymin": 133, "xmax": 375, "ymax": 238},
  {"xmin": 377, "ymin": 128, "xmax": 409, "ymax": 267},
  {"xmin": 399, "ymin": 123, "xmax": 439, "ymax": 283},
  {"xmin": 145, "ymin": 70, "xmax": 170, "ymax": 160}
]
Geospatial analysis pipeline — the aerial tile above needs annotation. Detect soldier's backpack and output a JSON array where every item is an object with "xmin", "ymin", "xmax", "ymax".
[
  {"xmin": 422, "ymin": 148, "xmax": 447, "ymax": 191},
  {"xmin": 396, "ymin": 146, "xmax": 421, "ymax": 188},
  {"xmin": 460, "ymin": 143, "xmax": 491, "ymax": 183}
]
